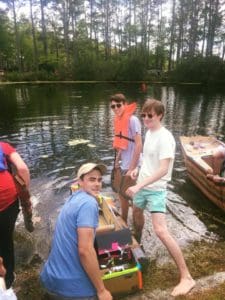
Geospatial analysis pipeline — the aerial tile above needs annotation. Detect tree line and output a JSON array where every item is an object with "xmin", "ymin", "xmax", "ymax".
[{"xmin": 0, "ymin": 0, "xmax": 225, "ymax": 83}]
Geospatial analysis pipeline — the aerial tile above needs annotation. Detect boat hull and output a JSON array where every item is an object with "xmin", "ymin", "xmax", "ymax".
[{"xmin": 180, "ymin": 135, "xmax": 225, "ymax": 212}]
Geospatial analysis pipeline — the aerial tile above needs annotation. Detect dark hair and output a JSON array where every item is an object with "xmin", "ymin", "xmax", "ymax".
[
  {"xmin": 110, "ymin": 93, "xmax": 126, "ymax": 103},
  {"xmin": 142, "ymin": 98, "xmax": 165, "ymax": 120}
]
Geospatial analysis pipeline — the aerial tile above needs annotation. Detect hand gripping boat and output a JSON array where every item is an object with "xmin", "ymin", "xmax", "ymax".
[{"xmin": 71, "ymin": 182, "xmax": 148, "ymax": 296}]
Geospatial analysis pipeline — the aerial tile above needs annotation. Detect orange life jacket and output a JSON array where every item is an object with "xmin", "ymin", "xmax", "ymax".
[{"xmin": 113, "ymin": 102, "xmax": 137, "ymax": 150}]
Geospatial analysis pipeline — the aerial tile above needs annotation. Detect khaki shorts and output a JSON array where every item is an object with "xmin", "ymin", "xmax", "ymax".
[{"xmin": 111, "ymin": 168, "xmax": 135, "ymax": 200}]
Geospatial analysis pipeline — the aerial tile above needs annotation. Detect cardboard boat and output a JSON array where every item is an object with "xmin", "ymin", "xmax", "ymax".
[
  {"xmin": 71, "ymin": 183, "xmax": 148, "ymax": 296},
  {"xmin": 180, "ymin": 135, "xmax": 225, "ymax": 212}
]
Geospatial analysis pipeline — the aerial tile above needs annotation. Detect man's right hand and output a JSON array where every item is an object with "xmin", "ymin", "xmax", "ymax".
[
  {"xmin": 97, "ymin": 288, "xmax": 113, "ymax": 300},
  {"xmin": 130, "ymin": 167, "xmax": 138, "ymax": 180}
]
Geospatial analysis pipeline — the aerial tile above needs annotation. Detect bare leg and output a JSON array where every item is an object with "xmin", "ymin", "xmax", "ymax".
[
  {"xmin": 133, "ymin": 206, "xmax": 145, "ymax": 243},
  {"xmin": 119, "ymin": 194, "xmax": 130, "ymax": 223},
  {"xmin": 152, "ymin": 213, "xmax": 195, "ymax": 296}
]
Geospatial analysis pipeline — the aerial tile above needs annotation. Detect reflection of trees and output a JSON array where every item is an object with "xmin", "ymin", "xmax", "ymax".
[
  {"xmin": 160, "ymin": 86, "xmax": 225, "ymax": 140},
  {"xmin": 1, "ymin": 84, "xmax": 114, "ymax": 175},
  {"xmin": 203, "ymin": 95, "xmax": 225, "ymax": 137},
  {"xmin": 1, "ymin": 84, "xmax": 225, "ymax": 177},
  {"xmin": 0, "ymin": 87, "xmax": 19, "ymax": 134}
]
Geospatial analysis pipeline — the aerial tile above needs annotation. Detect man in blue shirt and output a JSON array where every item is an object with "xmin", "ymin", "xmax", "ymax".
[{"xmin": 40, "ymin": 163, "xmax": 112, "ymax": 300}]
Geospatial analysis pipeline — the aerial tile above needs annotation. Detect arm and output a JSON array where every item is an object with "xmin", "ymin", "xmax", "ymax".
[
  {"xmin": 126, "ymin": 133, "xmax": 142, "ymax": 176},
  {"xmin": 9, "ymin": 151, "xmax": 33, "ymax": 231},
  {"xmin": 126, "ymin": 158, "xmax": 170, "ymax": 197},
  {"xmin": 212, "ymin": 146, "xmax": 225, "ymax": 159},
  {"xmin": 78, "ymin": 227, "xmax": 112, "ymax": 300},
  {"xmin": 9, "ymin": 152, "xmax": 30, "ymax": 187}
]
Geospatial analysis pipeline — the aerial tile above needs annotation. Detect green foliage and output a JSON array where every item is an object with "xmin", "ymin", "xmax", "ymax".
[
  {"xmin": 1, "ymin": 0, "xmax": 225, "ymax": 83},
  {"xmin": 0, "ymin": 10, "xmax": 13, "ymax": 69},
  {"xmin": 169, "ymin": 56, "xmax": 225, "ymax": 84},
  {"xmin": 5, "ymin": 70, "xmax": 58, "ymax": 81},
  {"xmin": 115, "ymin": 56, "xmax": 146, "ymax": 81}
]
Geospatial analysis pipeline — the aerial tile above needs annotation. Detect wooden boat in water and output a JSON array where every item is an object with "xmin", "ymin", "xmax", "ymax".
[
  {"xmin": 70, "ymin": 183, "xmax": 147, "ymax": 296},
  {"xmin": 180, "ymin": 135, "xmax": 225, "ymax": 212}
]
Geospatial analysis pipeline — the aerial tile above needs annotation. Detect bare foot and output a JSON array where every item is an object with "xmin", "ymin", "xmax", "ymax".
[
  {"xmin": 171, "ymin": 277, "xmax": 196, "ymax": 297},
  {"xmin": 0, "ymin": 257, "xmax": 6, "ymax": 277}
]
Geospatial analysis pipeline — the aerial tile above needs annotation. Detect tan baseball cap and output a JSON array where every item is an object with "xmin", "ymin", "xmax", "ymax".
[{"xmin": 77, "ymin": 163, "xmax": 107, "ymax": 179}]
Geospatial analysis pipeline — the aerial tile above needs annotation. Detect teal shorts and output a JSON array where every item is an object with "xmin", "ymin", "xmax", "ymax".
[{"xmin": 133, "ymin": 189, "xmax": 167, "ymax": 213}]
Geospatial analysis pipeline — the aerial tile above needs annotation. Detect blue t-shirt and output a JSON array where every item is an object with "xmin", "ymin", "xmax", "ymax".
[{"xmin": 40, "ymin": 190, "xmax": 99, "ymax": 297}]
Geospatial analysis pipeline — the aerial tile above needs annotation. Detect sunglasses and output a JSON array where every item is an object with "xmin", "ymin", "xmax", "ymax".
[
  {"xmin": 141, "ymin": 113, "xmax": 154, "ymax": 119},
  {"xmin": 111, "ymin": 103, "xmax": 122, "ymax": 109}
]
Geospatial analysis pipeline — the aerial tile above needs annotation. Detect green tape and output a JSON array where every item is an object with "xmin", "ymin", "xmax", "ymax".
[{"xmin": 102, "ymin": 266, "xmax": 139, "ymax": 280}]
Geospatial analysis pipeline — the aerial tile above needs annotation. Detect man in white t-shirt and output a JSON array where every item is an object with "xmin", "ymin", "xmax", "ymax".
[{"xmin": 126, "ymin": 99, "xmax": 195, "ymax": 297}]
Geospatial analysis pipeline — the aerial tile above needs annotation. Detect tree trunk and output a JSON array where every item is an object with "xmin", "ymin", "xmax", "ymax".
[
  {"xmin": 176, "ymin": 1, "xmax": 184, "ymax": 63},
  {"xmin": 206, "ymin": 0, "xmax": 219, "ymax": 57},
  {"xmin": 189, "ymin": 0, "xmax": 199, "ymax": 57},
  {"xmin": 11, "ymin": 0, "xmax": 21, "ymax": 72},
  {"xmin": 201, "ymin": 1, "xmax": 208, "ymax": 56},
  {"xmin": 62, "ymin": 0, "xmax": 70, "ymax": 68},
  {"xmin": 40, "ymin": 0, "xmax": 48, "ymax": 59},
  {"xmin": 168, "ymin": 0, "xmax": 176, "ymax": 71},
  {"xmin": 104, "ymin": 0, "xmax": 111, "ymax": 59},
  {"xmin": 29, "ymin": 0, "xmax": 39, "ymax": 71}
]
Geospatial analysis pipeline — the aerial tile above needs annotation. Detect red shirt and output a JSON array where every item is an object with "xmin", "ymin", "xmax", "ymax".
[{"xmin": 0, "ymin": 142, "xmax": 18, "ymax": 211}]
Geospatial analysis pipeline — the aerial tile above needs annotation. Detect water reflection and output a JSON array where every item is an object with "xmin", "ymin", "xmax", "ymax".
[{"xmin": 1, "ymin": 83, "xmax": 225, "ymax": 250}]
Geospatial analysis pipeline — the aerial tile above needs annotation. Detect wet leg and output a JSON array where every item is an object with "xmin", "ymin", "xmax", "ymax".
[
  {"xmin": 119, "ymin": 194, "xmax": 129, "ymax": 223},
  {"xmin": 133, "ymin": 206, "xmax": 144, "ymax": 243}
]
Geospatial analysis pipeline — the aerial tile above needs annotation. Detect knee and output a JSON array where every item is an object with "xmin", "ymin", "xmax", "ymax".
[{"xmin": 154, "ymin": 226, "xmax": 168, "ymax": 239}]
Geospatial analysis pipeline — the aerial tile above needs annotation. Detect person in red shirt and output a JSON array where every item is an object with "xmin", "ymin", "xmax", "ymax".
[{"xmin": 0, "ymin": 141, "xmax": 30, "ymax": 289}]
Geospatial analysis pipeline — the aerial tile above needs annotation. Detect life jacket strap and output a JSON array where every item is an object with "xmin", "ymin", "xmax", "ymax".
[{"xmin": 115, "ymin": 132, "xmax": 135, "ymax": 143}]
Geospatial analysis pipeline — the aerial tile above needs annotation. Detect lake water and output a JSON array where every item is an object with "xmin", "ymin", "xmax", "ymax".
[{"xmin": 1, "ymin": 83, "xmax": 225, "ymax": 260}]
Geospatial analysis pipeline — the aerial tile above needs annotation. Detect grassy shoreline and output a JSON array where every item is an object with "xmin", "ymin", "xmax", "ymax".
[
  {"xmin": 0, "ymin": 80, "xmax": 203, "ymax": 85},
  {"xmin": 14, "ymin": 239, "xmax": 225, "ymax": 300}
]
